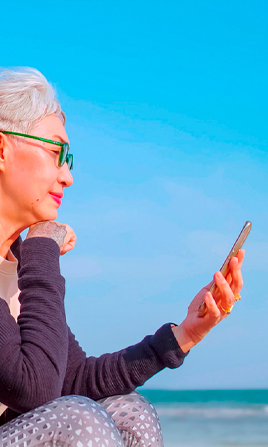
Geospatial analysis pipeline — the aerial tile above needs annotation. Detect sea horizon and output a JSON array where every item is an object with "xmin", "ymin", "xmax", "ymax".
[
  {"xmin": 139, "ymin": 389, "xmax": 268, "ymax": 447},
  {"xmin": 141, "ymin": 388, "xmax": 268, "ymax": 402}
]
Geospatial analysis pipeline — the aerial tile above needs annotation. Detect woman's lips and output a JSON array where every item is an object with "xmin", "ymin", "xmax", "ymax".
[{"xmin": 49, "ymin": 193, "xmax": 62, "ymax": 206}]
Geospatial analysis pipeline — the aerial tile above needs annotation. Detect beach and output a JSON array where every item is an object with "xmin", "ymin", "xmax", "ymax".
[{"xmin": 141, "ymin": 390, "xmax": 268, "ymax": 447}]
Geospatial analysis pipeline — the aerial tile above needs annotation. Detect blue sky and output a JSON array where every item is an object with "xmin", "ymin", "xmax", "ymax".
[{"xmin": 2, "ymin": 0, "xmax": 268, "ymax": 389}]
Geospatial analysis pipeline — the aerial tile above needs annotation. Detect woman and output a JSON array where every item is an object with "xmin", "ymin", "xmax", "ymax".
[{"xmin": 0, "ymin": 67, "xmax": 244, "ymax": 447}]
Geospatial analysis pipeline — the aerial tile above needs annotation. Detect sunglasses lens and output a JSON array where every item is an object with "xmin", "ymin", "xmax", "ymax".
[
  {"xmin": 67, "ymin": 154, "xmax": 74, "ymax": 170},
  {"xmin": 59, "ymin": 143, "xmax": 69, "ymax": 167}
]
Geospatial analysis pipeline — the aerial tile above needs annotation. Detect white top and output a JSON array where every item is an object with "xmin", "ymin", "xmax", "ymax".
[{"xmin": 0, "ymin": 251, "xmax": 21, "ymax": 416}]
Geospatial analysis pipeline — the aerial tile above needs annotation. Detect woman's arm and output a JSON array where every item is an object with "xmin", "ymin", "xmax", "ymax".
[
  {"xmin": 62, "ymin": 323, "xmax": 187, "ymax": 400},
  {"xmin": 62, "ymin": 251, "xmax": 244, "ymax": 400},
  {"xmin": 0, "ymin": 237, "xmax": 68, "ymax": 414}
]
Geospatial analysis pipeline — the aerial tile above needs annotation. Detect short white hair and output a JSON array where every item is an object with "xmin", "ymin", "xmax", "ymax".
[{"xmin": 0, "ymin": 67, "xmax": 65, "ymax": 134}]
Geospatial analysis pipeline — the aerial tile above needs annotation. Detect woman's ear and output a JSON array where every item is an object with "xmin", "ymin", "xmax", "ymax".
[{"xmin": 0, "ymin": 133, "xmax": 6, "ymax": 171}]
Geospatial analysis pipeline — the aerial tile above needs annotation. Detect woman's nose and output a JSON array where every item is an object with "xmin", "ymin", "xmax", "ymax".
[{"xmin": 58, "ymin": 162, "xmax": 74, "ymax": 187}]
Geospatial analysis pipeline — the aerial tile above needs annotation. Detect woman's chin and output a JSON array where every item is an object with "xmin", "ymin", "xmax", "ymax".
[
  {"xmin": 32, "ymin": 210, "xmax": 58, "ymax": 225},
  {"xmin": 44, "ymin": 211, "xmax": 58, "ymax": 222}
]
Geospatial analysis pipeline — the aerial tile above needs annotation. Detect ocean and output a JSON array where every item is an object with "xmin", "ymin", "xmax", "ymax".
[{"xmin": 141, "ymin": 389, "xmax": 268, "ymax": 447}]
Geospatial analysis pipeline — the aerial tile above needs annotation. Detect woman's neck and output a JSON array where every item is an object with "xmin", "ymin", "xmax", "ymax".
[
  {"xmin": 0, "ymin": 220, "xmax": 22, "ymax": 259},
  {"xmin": 0, "ymin": 191, "xmax": 27, "ymax": 258}
]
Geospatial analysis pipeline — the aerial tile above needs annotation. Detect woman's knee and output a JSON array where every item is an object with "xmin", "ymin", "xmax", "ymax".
[
  {"xmin": 45, "ymin": 395, "xmax": 125, "ymax": 446},
  {"xmin": 98, "ymin": 391, "xmax": 164, "ymax": 447},
  {"xmin": 0, "ymin": 395, "xmax": 124, "ymax": 447}
]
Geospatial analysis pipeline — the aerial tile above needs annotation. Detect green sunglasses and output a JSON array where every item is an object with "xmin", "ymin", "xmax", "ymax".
[{"xmin": 0, "ymin": 130, "xmax": 74, "ymax": 170}]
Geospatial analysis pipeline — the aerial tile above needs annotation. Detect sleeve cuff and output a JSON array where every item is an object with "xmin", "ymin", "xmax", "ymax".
[{"xmin": 153, "ymin": 323, "xmax": 190, "ymax": 369}]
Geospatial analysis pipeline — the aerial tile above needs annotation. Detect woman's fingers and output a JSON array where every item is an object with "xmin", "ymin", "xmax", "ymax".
[
  {"xmin": 217, "ymin": 249, "xmax": 245, "ymax": 296},
  {"xmin": 60, "ymin": 231, "xmax": 77, "ymax": 255},
  {"xmin": 229, "ymin": 260, "xmax": 243, "ymax": 295},
  {"xmin": 236, "ymin": 249, "xmax": 245, "ymax": 268},
  {"xmin": 214, "ymin": 271, "xmax": 234, "ymax": 315},
  {"xmin": 204, "ymin": 291, "xmax": 221, "ymax": 320},
  {"xmin": 210, "ymin": 249, "xmax": 244, "ymax": 317},
  {"xmin": 228, "ymin": 249, "xmax": 244, "ymax": 295}
]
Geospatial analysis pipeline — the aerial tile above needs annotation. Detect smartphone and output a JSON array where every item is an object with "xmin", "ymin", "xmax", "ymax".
[{"xmin": 198, "ymin": 221, "xmax": 252, "ymax": 317}]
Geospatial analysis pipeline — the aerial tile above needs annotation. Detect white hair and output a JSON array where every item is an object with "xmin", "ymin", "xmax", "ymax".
[{"xmin": 0, "ymin": 67, "xmax": 65, "ymax": 134}]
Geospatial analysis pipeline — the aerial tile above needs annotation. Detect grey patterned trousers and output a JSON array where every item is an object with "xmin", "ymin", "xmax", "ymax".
[{"xmin": 0, "ymin": 392, "xmax": 164, "ymax": 447}]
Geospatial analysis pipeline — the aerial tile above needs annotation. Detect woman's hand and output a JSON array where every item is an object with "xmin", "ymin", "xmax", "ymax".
[
  {"xmin": 172, "ymin": 250, "xmax": 244, "ymax": 353},
  {"xmin": 26, "ymin": 221, "xmax": 76, "ymax": 255}
]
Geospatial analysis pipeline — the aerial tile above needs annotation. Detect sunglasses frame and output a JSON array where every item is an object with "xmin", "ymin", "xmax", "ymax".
[{"xmin": 0, "ymin": 130, "xmax": 73, "ymax": 170}]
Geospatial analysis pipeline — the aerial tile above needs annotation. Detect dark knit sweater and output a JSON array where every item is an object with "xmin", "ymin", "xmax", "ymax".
[{"xmin": 0, "ymin": 237, "xmax": 187, "ymax": 425}]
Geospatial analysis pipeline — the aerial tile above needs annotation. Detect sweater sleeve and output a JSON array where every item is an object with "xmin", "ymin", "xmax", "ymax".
[
  {"xmin": 62, "ymin": 324, "xmax": 188, "ymax": 400},
  {"xmin": 0, "ymin": 238, "xmax": 68, "ymax": 414}
]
